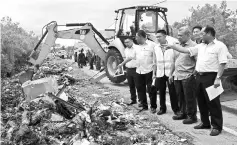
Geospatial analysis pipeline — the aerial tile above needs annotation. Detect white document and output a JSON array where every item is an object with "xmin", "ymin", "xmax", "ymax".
[
  {"xmin": 152, "ymin": 78, "xmax": 156, "ymax": 86},
  {"xmin": 114, "ymin": 67, "xmax": 125, "ymax": 77},
  {"xmin": 205, "ymin": 81, "xmax": 224, "ymax": 101}
]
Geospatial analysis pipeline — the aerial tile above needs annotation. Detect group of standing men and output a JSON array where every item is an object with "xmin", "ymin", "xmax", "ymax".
[
  {"xmin": 118, "ymin": 25, "xmax": 231, "ymax": 136},
  {"xmin": 74, "ymin": 49, "xmax": 97, "ymax": 70}
]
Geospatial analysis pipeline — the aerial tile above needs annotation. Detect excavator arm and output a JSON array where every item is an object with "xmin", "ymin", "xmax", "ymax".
[
  {"xmin": 19, "ymin": 21, "xmax": 109, "ymax": 84},
  {"xmin": 29, "ymin": 21, "xmax": 108, "ymax": 67}
]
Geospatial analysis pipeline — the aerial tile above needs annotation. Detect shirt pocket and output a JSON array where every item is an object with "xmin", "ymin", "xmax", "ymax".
[
  {"xmin": 205, "ymin": 52, "xmax": 217, "ymax": 62},
  {"xmin": 144, "ymin": 50, "xmax": 153, "ymax": 57}
]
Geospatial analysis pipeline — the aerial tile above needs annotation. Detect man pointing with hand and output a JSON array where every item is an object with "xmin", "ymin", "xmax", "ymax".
[
  {"xmin": 164, "ymin": 26, "xmax": 228, "ymax": 136},
  {"xmin": 171, "ymin": 26, "xmax": 197, "ymax": 125}
]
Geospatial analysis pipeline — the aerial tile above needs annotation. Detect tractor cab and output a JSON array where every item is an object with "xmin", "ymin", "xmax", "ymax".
[
  {"xmin": 103, "ymin": 6, "xmax": 172, "ymax": 83},
  {"xmin": 114, "ymin": 6, "xmax": 170, "ymax": 43}
]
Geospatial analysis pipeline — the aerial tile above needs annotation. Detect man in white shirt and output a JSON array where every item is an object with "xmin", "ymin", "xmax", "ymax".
[
  {"xmin": 165, "ymin": 25, "xmax": 228, "ymax": 136},
  {"xmin": 192, "ymin": 25, "xmax": 232, "ymax": 59},
  {"xmin": 117, "ymin": 38, "xmax": 139, "ymax": 105},
  {"xmin": 135, "ymin": 30, "xmax": 156, "ymax": 112},
  {"xmin": 152, "ymin": 30, "xmax": 180, "ymax": 115},
  {"xmin": 121, "ymin": 30, "xmax": 156, "ymax": 112}
]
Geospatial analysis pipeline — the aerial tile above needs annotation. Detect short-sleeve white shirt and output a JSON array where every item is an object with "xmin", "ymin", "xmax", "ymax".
[{"xmin": 188, "ymin": 39, "xmax": 228, "ymax": 72}]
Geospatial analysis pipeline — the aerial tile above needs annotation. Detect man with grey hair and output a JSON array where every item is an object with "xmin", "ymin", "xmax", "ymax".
[{"xmin": 169, "ymin": 26, "xmax": 197, "ymax": 124}]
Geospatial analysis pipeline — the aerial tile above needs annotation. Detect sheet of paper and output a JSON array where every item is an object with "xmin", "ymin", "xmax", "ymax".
[
  {"xmin": 205, "ymin": 81, "xmax": 224, "ymax": 101},
  {"xmin": 152, "ymin": 79, "xmax": 156, "ymax": 86}
]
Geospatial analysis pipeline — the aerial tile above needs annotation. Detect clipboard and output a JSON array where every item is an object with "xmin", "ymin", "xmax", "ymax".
[
  {"xmin": 205, "ymin": 81, "xmax": 224, "ymax": 101},
  {"xmin": 114, "ymin": 67, "xmax": 125, "ymax": 77}
]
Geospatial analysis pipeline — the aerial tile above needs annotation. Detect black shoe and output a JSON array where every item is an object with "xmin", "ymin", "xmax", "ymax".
[
  {"xmin": 174, "ymin": 112, "xmax": 179, "ymax": 116},
  {"xmin": 151, "ymin": 108, "xmax": 156, "ymax": 114},
  {"xmin": 183, "ymin": 117, "xmax": 197, "ymax": 124},
  {"xmin": 172, "ymin": 114, "xmax": 187, "ymax": 120},
  {"xmin": 127, "ymin": 101, "xmax": 137, "ymax": 106},
  {"xmin": 157, "ymin": 110, "xmax": 166, "ymax": 115},
  {"xmin": 138, "ymin": 107, "xmax": 148, "ymax": 113},
  {"xmin": 194, "ymin": 123, "xmax": 211, "ymax": 129},
  {"xmin": 210, "ymin": 129, "xmax": 221, "ymax": 136}
]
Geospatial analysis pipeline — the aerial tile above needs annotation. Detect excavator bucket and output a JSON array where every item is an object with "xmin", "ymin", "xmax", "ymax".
[
  {"xmin": 19, "ymin": 68, "xmax": 34, "ymax": 84},
  {"xmin": 19, "ymin": 22, "xmax": 57, "ymax": 84}
]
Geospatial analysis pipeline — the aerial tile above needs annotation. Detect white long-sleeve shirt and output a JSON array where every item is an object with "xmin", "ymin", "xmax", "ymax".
[
  {"xmin": 131, "ymin": 40, "xmax": 156, "ymax": 74},
  {"xmin": 124, "ymin": 45, "xmax": 138, "ymax": 68}
]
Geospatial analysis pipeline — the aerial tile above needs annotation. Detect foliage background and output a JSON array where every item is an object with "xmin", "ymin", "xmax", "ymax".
[
  {"xmin": 1, "ymin": 16, "xmax": 39, "ymax": 77},
  {"xmin": 172, "ymin": 1, "xmax": 237, "ymax": 58}
]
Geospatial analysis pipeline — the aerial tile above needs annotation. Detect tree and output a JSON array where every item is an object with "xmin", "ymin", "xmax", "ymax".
[
  {"xmin": 172, "ymin": 1, "xmax": 237, "ymax": 58},
  {"xmin": 1, "ymin": 16, "xmax": 39, "ymax": 77}
]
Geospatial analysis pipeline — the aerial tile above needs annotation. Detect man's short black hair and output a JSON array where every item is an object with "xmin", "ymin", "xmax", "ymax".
[
  {"xmin": 157, "ymin": 30, "xmax": 167, "ymax": 35},
  {"xmin": 192, "ymin": 25, "xmax": 202, "ymax": 32},
  {"xmin": 204, "ymin": 25, "xmax": 216, "ymax": 37},
  {"xmin": 137, "ymin": 30, "xmax": 147, "ymax": 38}
]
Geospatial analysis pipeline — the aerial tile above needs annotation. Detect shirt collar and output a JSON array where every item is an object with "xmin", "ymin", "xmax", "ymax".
[
  {"xmin": 157, "ymin": 40, "xmax": 168, "ymax": 47},
  {"xmin": 195, "ymin": 39, "xmax": 202, "ymax": 44},
  {"xmin": 204, "ymin": 38, "xmax": 216, "ymax": 45},
  {"xmin": 212, "ymin": 38, "xmax": 217, "ymax": 44},
  {"xmin": 143, "ymin": 40, "xmax": 149, "ymax": 45},
  {"xmin": 126, "ymin": 45, "xmax": 134, "ymax": 49}
]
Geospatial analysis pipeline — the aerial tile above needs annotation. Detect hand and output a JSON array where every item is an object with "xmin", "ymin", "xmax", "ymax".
[
  {"xmin": 33, "ymin": 65, "xmax": 40, "ymax": 73},
  {"xmin": 162, "ymin": 44, "xmax": 173, "ymax": 50},
  {"xmin": 168, "ymin": 75, "xmax": 174, "ymax": 84},
  {"xmin": 117, "ymin": 64, "xmax": 122, "ymax": 69},
  {"xmin": 214, "ymin": 78, "xmax": 221, "ymax": 88}
]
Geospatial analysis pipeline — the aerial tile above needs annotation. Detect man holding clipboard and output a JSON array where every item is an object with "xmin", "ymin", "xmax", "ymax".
[{"xmin": 164, "ymin": 26, "xmax": 228, "ymax": 136}]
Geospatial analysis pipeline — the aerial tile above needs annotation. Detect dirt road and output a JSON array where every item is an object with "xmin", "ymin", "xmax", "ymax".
[{"xmin": 79, "ymin": 64, "xmax": 237, "ymax": 145}]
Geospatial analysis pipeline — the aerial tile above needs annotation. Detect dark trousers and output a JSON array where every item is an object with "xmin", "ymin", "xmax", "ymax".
[
  {"xmin": 89, "ymin": 56, "xmax": 94, "ymax": 69},
  {"xmin": 157, "ymin": 75, "xmax": 179, "ymax": 113},
  {"xmin": 126, "ymin": 68, "xmax": 138, "ymax": 102},
  {"xmin": 174, "ymin": 75, "xmax": 197, "ymax": 118},
  {"xmin": 136, "ymin": 72, "xmax": 153, "ymax": 109},
  {"xmin": 78, "ymin": 62, "xmax": 83, "ymax": 68},
  {"xmin": 196, "ymin": 72, "xmax": 223, "ymax": 131}
]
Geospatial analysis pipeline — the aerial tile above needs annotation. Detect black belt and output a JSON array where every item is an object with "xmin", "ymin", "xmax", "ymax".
[
  {"xmin": 197, "ymin": 72, "xmax": 217, "ymax": 76},
  {"xmin": 127, "ymin": 68, "xmax": 136, "ymax": 70}
]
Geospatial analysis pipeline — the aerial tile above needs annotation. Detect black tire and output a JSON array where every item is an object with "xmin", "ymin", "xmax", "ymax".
[
  {"xmin": 105, "ymin": 48, "xmax": 126, "ymax": 83},
  {"xmin": 222, "ymin": 74, "xmax": 237, "ymax": 92}
]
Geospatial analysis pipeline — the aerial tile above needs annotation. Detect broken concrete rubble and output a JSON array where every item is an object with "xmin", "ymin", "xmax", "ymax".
[
  {"xmin": 22, "ymin": 76, "xmax": 58, "ymax": 101},
  {"xmin": 1, "ymin": 57, "xmax": 191, "ymax": 145}
]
